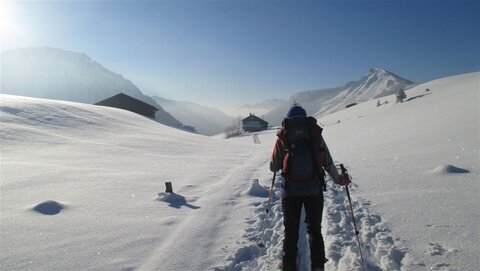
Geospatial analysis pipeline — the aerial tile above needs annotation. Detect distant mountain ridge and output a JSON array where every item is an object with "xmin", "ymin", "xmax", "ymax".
[
  {"xmin": 1, "ymin": 47, "xmax": 183, "ymax": 128},
  {"xmin": 264, "ymin": 68, "xmax": 416, "ymax": 125},
  {"xmin": 152, "ymin": 96, "xmax": 235, "ymax": 136},
  {"xmin": 239, "ymin": 99, "xmax": 285, "ymax": 110}
]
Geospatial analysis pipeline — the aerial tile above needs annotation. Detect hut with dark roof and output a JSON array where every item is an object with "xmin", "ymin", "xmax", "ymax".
[
  {"xmin": 95, "ymin": 93, "xmax": 158, "ymax": 119},
  {"xmin": 242, "ymin": 114, "xmax": 268, "ymax": 132}
]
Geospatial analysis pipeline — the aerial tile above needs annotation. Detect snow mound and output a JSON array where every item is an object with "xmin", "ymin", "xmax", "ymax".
[
  {"xmin": 248, "ymin": 179, "xmax": 268, "ymax": 197},
  {"xmin": 31, "ymin": 200, "xmax": 66, "ymax": 215},
  {"xmin": 429, "ymin": 164, "xmax": 470, "ymax": 175},
  {"xmin": 156, "ymin": 192, "xmax": 200, "ymax": 209}
]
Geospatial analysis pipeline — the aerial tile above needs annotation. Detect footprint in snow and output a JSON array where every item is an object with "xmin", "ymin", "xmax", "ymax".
[
  {"xmin": 430, "ymin": 262, "xmax": 451, "ymax": 270},
  {"xmin": 428, "ymin": 243, "xmax": 447, "ymax": 256}
]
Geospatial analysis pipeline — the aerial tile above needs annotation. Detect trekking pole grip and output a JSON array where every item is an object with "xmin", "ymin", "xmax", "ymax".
[{"xmin": 339, "ymin": 163, "xmax": 351, "ymax": 186}]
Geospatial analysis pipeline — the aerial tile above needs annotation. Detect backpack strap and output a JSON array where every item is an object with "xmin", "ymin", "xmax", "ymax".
[
  {"xmin": 308, "ymin": 117, "xmax": 327, "ymax": 191},
  {"xmin": 315, "ymin": 146, "xmax": 327, "ymax": 191}
]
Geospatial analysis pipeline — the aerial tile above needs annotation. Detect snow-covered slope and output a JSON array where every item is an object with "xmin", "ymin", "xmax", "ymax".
[
  {"xmin": 0, "ymin": 94, "xmax": 265, "ymax": 271},
  {"xmin": 318, "ymin": 71, "xmax": 479, "ymax": 271},
  {"xmin": 153, "ymin": 96, "xmax": 235, "ymax": 136},
  {"xmin": 1, "ymin": 47, "xmax": 183, "ymax": 127},
  {"xmin": 217, "ymin": 72, "xmax": 479, "ymax": 271},
  {"xmin": 264, "ymin": 68, "xmax": 415, "ymax": 125},
  {"xmin": 1, "ymin": 71, "xmax": 478, "ymax": 271}
]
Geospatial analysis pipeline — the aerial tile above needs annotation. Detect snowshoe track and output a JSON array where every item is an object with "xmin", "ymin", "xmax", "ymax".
[
  {"xmin": 214, "ymin": 176, "xmax": 416, "ymax": 270},
  {"xmin": 324, "ymin": 182, "xmax": 411, "ymax": 271}
]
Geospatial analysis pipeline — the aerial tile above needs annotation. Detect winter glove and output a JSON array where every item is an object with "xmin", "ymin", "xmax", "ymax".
[
  {"xmin": 338, "ymin": 164, "xmax": 351, "ymax": 186},
  {"xmin": 334, "ymin": 175, "xmax": 343, "ymax": 185},
  {"xmin": 339, "ymin": 173, "xmax": 351, "ymax": 187}
]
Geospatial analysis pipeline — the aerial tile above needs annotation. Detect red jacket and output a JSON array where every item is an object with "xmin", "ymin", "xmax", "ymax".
[{"xmin": 270, "ymin": 117, "xmax": 341, "ymax": 184}]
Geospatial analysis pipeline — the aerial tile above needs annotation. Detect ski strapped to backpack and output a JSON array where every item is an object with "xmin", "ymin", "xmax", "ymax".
[{"xmin": 281, "ymin": 116, "xmax": 327, "ymax": 192}]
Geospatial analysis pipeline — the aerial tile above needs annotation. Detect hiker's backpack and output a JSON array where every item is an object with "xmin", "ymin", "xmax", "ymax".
[{"xmin": 281, "ymin": 116, "xmax": 325, "ymax": 197}]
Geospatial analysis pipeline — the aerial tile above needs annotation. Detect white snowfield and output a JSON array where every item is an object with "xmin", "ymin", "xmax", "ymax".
[{"xmin": 1, "ymin": 72, "xmax": 478, "ymax": 271}]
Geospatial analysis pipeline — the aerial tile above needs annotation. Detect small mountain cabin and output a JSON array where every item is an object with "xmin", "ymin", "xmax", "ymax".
[
  {"xmin": 95, "ymin": 93, "xmax": 158, "ymax": 119},
  {"xmin": 182, "ymin": 125, "xmax": 196, "ymax": 133},
  {"xmin": 242, "ymin": 114, "xmax": 269, "ymax": 132},
  {"xmin": 345, "ymin": 103, "xmax": 357, "ymax": 108}
]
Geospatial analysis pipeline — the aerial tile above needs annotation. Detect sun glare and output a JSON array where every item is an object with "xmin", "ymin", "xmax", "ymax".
[{"xmin": 1, "ymin": 0, "xmax": 20, "ymax": 44}]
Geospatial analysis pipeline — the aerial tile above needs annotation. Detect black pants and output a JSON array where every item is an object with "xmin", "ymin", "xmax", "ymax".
[{"xmin": 281, "ymin": 194, "xmax": 325, "ymax": 271}]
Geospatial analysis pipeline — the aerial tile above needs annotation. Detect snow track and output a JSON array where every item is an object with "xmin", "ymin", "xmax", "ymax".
[
  {"xmin": 214, "ymin": 176, "xmax": 416, "ymax": 271},
  {"xmin": 323, "ymin": 182, "xmax": 415, "ymax": 271},
  {"xmin": 139, "ymin": 152, "xmax": 273, "ymax": 271},
  {"xmin": 211, "ymin": 174, "xmax": 284, "ymax": 271}
]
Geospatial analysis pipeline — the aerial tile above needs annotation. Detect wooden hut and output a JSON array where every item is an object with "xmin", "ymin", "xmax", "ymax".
[
  {"xmin": 242, "ymin": 114, "xmax": 269, "ymax": 132},
  {"xmin": 95, "ymin": 93, "xmax": 158, "ymax": 119}
]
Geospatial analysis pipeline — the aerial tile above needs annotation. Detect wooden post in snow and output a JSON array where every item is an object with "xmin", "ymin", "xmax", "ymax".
[{"xmin": 165, "ymin": 182, "xmax": 173, "ymax": 193}]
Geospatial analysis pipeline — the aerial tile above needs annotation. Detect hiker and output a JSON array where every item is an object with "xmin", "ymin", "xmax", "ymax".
[
  {"xmin": 396, "ymin": 89, "xmax": 407, "ymax": 103},
  {"xmin": 269, "ymin": 105, "xmax": 349, "ymax": 271}
]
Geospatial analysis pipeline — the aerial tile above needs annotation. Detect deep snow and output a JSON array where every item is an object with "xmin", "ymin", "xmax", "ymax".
[{"xmin": 1, "ymin": 71, "xmax": 479, "ymax": 271}]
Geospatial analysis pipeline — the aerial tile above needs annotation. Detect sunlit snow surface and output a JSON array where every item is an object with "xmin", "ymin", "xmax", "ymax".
[{"xmin": 1, "ymin": 72, "xmax": 479, "ymax": 270}]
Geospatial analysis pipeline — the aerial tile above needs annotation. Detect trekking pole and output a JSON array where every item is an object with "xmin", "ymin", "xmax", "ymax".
[
  {"xmin": 340, "ymin": 164, "xmax": 366, "ymax": 271},
  {"xmin": 265, "ymin": 171, "xmax": 276, "ymax": 214}
]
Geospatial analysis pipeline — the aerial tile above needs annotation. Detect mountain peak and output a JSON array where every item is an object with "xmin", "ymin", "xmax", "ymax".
[
  {"xmin": 368, "ymin": 68, "xmax": 389, "ymax": 76},
  {"xmin": 263, "ymin": 68, "xmax": 416, "ymax": 125}
]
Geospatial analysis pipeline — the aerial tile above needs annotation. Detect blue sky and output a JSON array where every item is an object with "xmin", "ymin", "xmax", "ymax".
[{"xmin": 2, "ymin": 0, "xmax": 479, "ymax": 114}]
